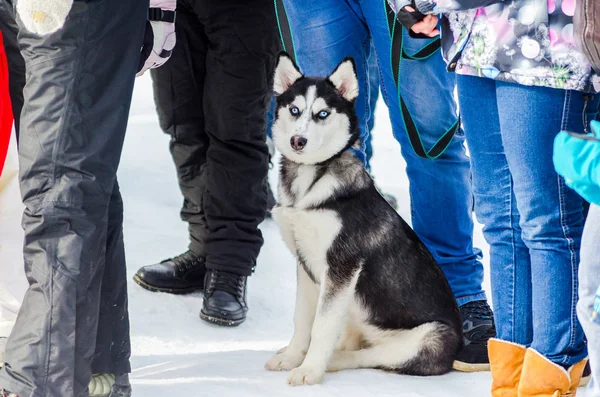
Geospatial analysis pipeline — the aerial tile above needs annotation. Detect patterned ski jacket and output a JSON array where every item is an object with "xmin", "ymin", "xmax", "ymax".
[{"xmin": 412, "ymin": 0, "xmax": 599, "ymax": 92}]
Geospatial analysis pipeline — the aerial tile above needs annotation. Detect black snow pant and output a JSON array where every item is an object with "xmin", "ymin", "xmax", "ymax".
[
  {"xmin": 0, "ymin": 1, "xmax": 147, "ymax": 396},
  {"xmin": 150, "ymin": 0, "xmax": 280, "ymax": 276}
]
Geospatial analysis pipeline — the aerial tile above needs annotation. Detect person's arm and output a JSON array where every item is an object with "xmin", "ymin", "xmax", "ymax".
[
  {"xmin": 388, "ymin": 0, "xmax": 440, "ymax": 38},
  {"xmin": 17, "ymin": 0, "xmax": 74, "ymax": 36},
  {"xmin": 398, "ymin": 0, "xmax": 506, "ymax": 14},
  {"xmin": 392, "ymin": 0, "xmax": 504, "ymax": 38},
  {"xmin": 575, "ymin": 0, "xmax": 600, "ymax": 72}
]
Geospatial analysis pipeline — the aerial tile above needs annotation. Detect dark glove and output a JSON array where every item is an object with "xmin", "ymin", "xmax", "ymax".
[{"xmin": 390, "ymin": 0, "xmax": 436, "ymax": 39}]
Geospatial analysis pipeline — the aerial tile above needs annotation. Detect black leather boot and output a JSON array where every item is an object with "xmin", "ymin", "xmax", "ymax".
[
  {"xmin": 200, "ymin": 270, "xmax": 248, "ymax": 327},
  {"xmin": 134, "ymin": 251, "xmax": 206, "ymax": 294}
]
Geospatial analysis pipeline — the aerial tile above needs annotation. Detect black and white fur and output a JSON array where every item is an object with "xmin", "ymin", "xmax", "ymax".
[{"xmin": 265, "ymin": 53, "xmax": 462, "ymax": 386}]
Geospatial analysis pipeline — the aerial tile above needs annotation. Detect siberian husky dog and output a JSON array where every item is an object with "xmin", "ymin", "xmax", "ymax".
[{"xmin": 264, "ymin": 53, "xmax": 462, "ymax": 386}]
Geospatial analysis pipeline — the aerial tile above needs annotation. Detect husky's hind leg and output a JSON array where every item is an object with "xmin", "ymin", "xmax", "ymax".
[{"xmin": 336, "ymin": 324, "xmax": 363, "ymax": 352}]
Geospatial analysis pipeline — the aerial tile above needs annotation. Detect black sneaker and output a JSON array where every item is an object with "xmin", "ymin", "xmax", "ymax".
[
  {"xmin": 453, "ymin": 300, "xmax": 496, "ymax": 372},
  {"xmin": 200, "ymin": 270, "xmax": 248, "ymax": 327},
  {"xmin": 133, "ymin": 251, "xmax": 206, "ymax": 294},
  {"xmin": 581, "ymin": 362, "xmax": 592, "ymax": 388}
]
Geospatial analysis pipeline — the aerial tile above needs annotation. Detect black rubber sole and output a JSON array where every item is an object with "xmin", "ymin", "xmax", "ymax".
[
  {"xmin": 133, "ymin": 274, "xmax": 203, "ymax": 295},
  {"xmin": 199, "ymin": 311, "xmax": 245, "ymax": 327}
]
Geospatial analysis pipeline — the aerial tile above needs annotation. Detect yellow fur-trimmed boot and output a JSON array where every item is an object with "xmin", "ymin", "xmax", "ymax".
[
  {"xmin": 489, "ymin": 339, "xmax": 527, "ymax": 397},
  {"xmin": 518, "ymin": 348, "xmax": 587, "ymax": 397}
]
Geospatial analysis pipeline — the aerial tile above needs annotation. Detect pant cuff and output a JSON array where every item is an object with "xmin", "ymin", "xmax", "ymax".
[
  {"xmin": 205, "ymin": 261, "xmax": 254, "ymax": 277},
  {"xmin": 455, "ymin": 292, "xmax": 488, "ymax": 307},
  {"xmin": 91, "ymin": 359, "xmax": 131, "ymax": 376}
]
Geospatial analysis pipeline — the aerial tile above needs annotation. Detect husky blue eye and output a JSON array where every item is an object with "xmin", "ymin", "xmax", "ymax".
[
  {"xmin": 290, "ymin": 106, "xmax": 300, "ymax": 116},
  {"xmin": 318, "ymin": 110, "xmax": 330, "ymax": 120}
]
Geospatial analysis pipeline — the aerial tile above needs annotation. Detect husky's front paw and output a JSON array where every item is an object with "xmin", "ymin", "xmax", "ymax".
[
  {"xmin": 287, "ymin": 366, "xmax": 324, "ymax": 386},
  {"xmin": 265, "ymin": 351, "xmax": 305, "ymax": 371}
]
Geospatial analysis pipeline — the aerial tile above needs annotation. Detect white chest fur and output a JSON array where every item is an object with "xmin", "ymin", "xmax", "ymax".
[
  {"xmin": 273, "ymin": 206, "xmax": 342, "ymax": 284},
  {"xmin": 279, "ymin": 163, "xmax": 342, "ymax": 210},
  {"xmin": 275, "ymin": 163, "xmax": 344, "ymax": 282}
]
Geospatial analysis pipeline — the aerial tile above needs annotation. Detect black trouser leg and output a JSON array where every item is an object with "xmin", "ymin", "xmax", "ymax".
[
  {"xmin": 196, "ymin": 0, "xmax": 279, "ymax": 275},
  {"xmin": 150, "ymin": 4, "xmax": 209, "ymax": 257},
  {"xmin": 91, "ymin": 181, "xmax": 131, "ymax": 376}
]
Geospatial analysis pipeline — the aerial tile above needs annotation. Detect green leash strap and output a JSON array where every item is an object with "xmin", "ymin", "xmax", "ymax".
[{"xmin": 386, "ymin": 0, "xmax": 460, "ymax": 159}]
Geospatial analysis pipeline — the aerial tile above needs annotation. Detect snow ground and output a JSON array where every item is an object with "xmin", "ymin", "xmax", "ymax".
[{"xmin": 0, "ymin": 74, "xmax": 496, "ymax": 396}]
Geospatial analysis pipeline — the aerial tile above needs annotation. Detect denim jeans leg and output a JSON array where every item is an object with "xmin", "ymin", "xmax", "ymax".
[
  {"xmin": 497, "ymin": 82, "xmax": 599, "ymax": 366},
  {"xmin": 577, "ymin": 204, "xmax": 600, "ymax": 396},
  {"xmin": 281, "ymin": 0, "xmax": 370, "ymax": 164},
  {"xmin": 457, "ymin": 75, "xmax": 533, "ymax": 345},
  {"xmin": 365, "ymin": 41, "xmax": 380, "ymax": 170},
  {"xmin": 362, "ymin": 2, "xmax": 485, "ymax": 305}
]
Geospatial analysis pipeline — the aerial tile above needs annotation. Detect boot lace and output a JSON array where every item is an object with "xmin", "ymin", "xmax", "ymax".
[
  {"xmin": 460, "ymin": 301, "xmax": 496, "ymax": 344},
  {"xmin": 170, "ymin": 251, "xmax": 203, "ymax": 273},
  {"xmin": 207, "ymin": 271, "xmax": 245, "ymax": 299}
]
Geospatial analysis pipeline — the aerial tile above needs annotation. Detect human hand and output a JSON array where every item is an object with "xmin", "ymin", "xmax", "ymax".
[{"xmin": 405, "ymin": 6, "xmax": 440, "ymax": 38}]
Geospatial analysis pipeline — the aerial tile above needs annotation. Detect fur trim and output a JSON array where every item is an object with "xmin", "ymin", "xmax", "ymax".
[
  {"xmin": 490, "ymin": 338, "xmax": 528, "ymax": 349},
  {"xmin": 17, "ymin": 0, "xmax": 74, "ymax": 36}
]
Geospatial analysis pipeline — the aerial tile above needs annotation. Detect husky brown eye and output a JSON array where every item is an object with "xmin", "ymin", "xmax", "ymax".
[
  {"xmin": 290, "ymin": 106, "xmax": 300, "ymax": 116},
  {"xmin": 318, "ymin": 110, "xmax": 330, "ymax": 120}
]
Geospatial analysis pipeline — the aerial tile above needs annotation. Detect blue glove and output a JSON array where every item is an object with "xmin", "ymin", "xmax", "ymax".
[{"xmin": 554, "ymin": 120, "xmax": 600, "ymax": 206}]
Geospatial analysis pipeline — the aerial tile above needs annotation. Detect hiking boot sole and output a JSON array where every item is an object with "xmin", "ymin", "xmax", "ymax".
[
  {"xmin": 133, "ymin": 275, "xmax": 203, "ymax": 295},
  {"xmin": 199, "ymin": 311, "xmax": 245, "ymax": 327}
]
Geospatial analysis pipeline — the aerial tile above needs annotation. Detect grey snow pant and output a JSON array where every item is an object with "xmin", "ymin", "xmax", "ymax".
[
  {"xmin": 578, "ymin": 204, "xmax": 600, "ymax": 397},
  {"xmin": 0, "ymin": 0, "xmax": 147, "ymax": 396}
]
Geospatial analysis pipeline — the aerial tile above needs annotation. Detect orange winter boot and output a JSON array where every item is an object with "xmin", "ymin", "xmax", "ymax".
[
  {"xmin": 518, "ymin": 348, "xmax": 587, "ymax": 397},
  {"xmin": 489, "ymin": 339, "xmax": 527, "ymax": 397}
]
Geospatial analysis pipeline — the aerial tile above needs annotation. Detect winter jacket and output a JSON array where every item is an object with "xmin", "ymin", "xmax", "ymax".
[
  {"xmin": 414, "ymin": 0, "xmax": 599, "ymax": 93},
  {"xmin": 575, "ymin": 0, "xmax": 600, "ymax": 73},
  {"xmin": 0, "ymin": 31, "xmax": 12, "ymax": 177}
]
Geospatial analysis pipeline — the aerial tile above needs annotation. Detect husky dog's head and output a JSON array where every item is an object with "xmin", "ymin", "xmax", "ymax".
[{"xmin": 271, "ymin": 53, "xmax": 360, "ymax": 165}]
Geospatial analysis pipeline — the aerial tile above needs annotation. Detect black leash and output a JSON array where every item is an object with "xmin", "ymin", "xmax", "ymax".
[{"xmin": 387, "ymin": 0, "xmax": 460, "ymax": 159}]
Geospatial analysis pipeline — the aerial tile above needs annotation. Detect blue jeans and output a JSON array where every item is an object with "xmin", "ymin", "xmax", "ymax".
[
  {"xmin": 281, "ymin": 0, "xmax": 484, "ymax": 305},
  {"xmin": 578, "ymin": 204, "xmax": 600, "ymax": 394},
  {"xmin": 457, "ymin": 74, "xmax": 600, "ymax": 365},
  {"xmin": 365, "ymin": 42, "xmax": 379, "ymax": 171}
]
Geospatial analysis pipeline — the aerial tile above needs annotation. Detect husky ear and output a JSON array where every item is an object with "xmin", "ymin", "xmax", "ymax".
[
  {"xmin": 273, "ymin": 52, "xmax": 303, "ymax": 95},
  {"xmin": 328, "ymin": 57, "xmax": 359, "ymax": 102}
]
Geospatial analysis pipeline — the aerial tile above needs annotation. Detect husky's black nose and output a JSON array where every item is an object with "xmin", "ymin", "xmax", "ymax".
[{"xmin": 291, "ymin": 136, "xmax": 307, "ymax": 151}]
